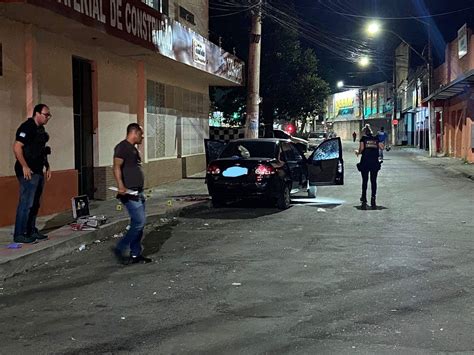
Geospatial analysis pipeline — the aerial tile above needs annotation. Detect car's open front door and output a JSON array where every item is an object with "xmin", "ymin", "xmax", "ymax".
[
  {"xmin": 204, "ymin": 139, "xmax": 227, "ymax": 166},
  {"xmin": 307, "ymin": 138, "xmax": 344, "ymax": 186}
]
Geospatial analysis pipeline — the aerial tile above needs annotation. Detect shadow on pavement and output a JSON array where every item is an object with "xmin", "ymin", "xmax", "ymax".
[
  {"xmin": 353, "ymin": 205, "xmax": 388, "ymax": 211},
  {"xmin": 143, "ymin": 223, "xmax": 175, "ymax": 256},
  {"xmin": 179, "ymin": 200, "xmax": 282, "ymax": 220}
]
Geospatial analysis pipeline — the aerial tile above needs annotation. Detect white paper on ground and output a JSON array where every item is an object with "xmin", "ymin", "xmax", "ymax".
[{"xmin": 108, "ymin": 187, "xmax": 139, "ymax": 195}]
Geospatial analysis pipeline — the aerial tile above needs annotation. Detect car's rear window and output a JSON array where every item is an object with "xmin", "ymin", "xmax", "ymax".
[{"xmin": 220, "ymin": 141, "xmax": 277, "ymax": 159}]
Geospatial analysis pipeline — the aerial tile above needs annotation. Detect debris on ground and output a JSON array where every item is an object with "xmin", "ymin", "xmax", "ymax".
[
  {"xmin": 7, "ymin": 243, "xmax": 22, "ymax": 249},
  {"xmin": 78, "ymin": 244, "xmax": 86, "ymax": 251},
  {"xmin": 232, "ymin": 283, "xmax": 242, "ymax": 286},
  {"xmin": 317, "ymin": 208, "xmax": 326, "ymax": 212},
  {"xmin": 173, "ymin": 195, "xmax": 210, "ymax": 202}
]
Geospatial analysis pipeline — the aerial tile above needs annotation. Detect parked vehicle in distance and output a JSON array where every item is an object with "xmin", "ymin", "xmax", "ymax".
[
  {"xmin": 308, "ymin": 131, "xmax": 328, "ymax": 150},
  {"xmin": 205, "ymin": 138, "xmax": 344, "ymax": 209}
]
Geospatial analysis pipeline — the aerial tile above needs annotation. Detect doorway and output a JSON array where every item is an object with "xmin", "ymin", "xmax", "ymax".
[{"xmin": 72, "ymin": 57, "xmax": 94, "ymax": 198}]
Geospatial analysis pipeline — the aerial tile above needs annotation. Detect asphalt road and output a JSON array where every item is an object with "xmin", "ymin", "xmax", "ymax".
[{"xmin": 1, "ymin": 145, "xmax": 474, "ymax": 354}]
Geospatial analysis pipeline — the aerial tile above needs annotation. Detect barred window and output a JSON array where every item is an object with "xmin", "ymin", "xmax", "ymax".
[
  {"xmin": 147, "ymin": 80, "xmax": 165, "ymax": 114},
  {"xmin": 181, "ymin": 117, "xmax": 208, "ymax": 156},
  {"xmin": 147, "ymin": 113, "xmax": 178, "ymax": 160},
  {"xmin": 146, "ymin": 79, "xmax": 177, "ymax": 160}
]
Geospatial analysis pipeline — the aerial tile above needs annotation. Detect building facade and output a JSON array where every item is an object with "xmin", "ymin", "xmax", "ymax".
[
  {"xmin": 326, "ymin": 82, "xmax": 392, "ymax": 140},
  {"xmin": 0, "ymin": 0, "xmax": 244, "ymax": 226},
  {"xmin": 427, "ymin": 24, "xmax": 474, "ymax": 163}
]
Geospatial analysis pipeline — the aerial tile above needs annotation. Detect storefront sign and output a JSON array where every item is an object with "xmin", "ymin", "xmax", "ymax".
[
  {"xmin": 24, "ymin": 0, "xmax": 244, "ymax": 84},
  {"xmin": 192, "ymin": 38, "xmax": 207, "ymax": 65},
  {"xmin": 458, "ymin": 24, "xmax": 468, "ymax": 59}
]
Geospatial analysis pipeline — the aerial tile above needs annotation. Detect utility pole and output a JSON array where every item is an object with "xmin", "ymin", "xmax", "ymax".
[
  {"xmin": 427, "ymin": 27, "xmax": 436, "ymax": 156},
  {"xmin": 245, "ymin": 0, "xmax": 262, "ymax": 138},
  {"xmin": 392, "ymin": 55, "xmax": 397, "ymax": 146}
]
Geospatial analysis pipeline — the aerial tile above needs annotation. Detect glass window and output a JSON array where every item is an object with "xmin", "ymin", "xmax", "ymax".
[
  {"xmin": 142, "ymin": 0, "xmax": 168, "ymax": 15},
  {"xmin": 312, "ymin": 139, "xmax": 339, "ymax": 161},
  {"xmin": 220, "ymin": 141, "xmax": 277, "ymax": 159},
  {"xmin": 290, "ymin": 144, "xmax": 304, "ymax": 162},
  {"xmin": 282, "ymin": 143, "xmax": 296, "ymax": 161}
]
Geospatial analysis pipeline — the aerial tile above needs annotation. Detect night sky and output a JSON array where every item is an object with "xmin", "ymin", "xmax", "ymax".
[
  {"xmin": 296, "ymin": 0, "xmax": 474, "ymax": 87},
  {"xmin": 210, "ymin": 0, "xmax": 474, "ymax": 88}
]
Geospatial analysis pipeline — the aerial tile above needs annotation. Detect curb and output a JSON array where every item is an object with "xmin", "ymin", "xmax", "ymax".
[{"xmin": 0, "ymin": 200, "xmax": 208, "ymax": 280}]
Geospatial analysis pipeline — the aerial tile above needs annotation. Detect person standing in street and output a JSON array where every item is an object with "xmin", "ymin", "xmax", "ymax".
[
  {"xmin": 112, "ymin": 123, "xmax": 152, "ymax": 265},
  {"xmin": 355, "ymin": 125, "xmax": 384, "ymax": 209},
  {"xmin": 352, "ymin": 131, "xmax": 357, "ymax": 142},
  {"xmin": 12, "ymin": 104, "xmax": 52, "ymax": 243},
  {"xmin": 377, "ymin": 127, "xmax": 388, "ymax": 161}
]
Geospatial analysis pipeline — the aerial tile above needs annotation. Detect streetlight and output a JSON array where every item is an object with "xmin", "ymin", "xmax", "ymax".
[
  {"xmin": 367, "ymin": 21, "xmax": 381, "ymax": 36},
  {"xmin": 358, "ymin": 56, "xmax": 370, "ymax": 67},
  {"xmin": 365, "ymin": 20, "xmax": 433, "ymax": 150},
  {"xmin": 337, "ymin": 81, "xmax": 344, "ymax": 89}
]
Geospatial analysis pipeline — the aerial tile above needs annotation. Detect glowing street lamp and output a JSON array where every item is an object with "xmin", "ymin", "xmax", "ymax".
[
  {"xmin": 367, "ymin": 21, "xmax": 381, "ymax": 36},
  {"xmin": 358, "ymin": 56, "xmax": 370, "ymax": 67},
  {"xmin": 337, "ymin": 81, "xmax": 344, "ymax": 89}
]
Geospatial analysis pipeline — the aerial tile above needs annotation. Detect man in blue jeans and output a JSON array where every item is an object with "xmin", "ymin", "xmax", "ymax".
[
  {"xmin": 112, "ymin": 123, "xmax": 152, "ymax": 265},
  {"xmin": 13, "ymin": 104, "xmax": 52, "ymax": 243}
]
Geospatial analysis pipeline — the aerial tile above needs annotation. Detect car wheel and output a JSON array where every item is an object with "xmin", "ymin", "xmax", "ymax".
[
  {"xmin": 211, "ymin": 195, "xmax": 226, "ymax": 208},
  {"xmin": 307, "ymin": 185, "xmax": 317, "ymax": 198},
  {"xmin": 276, "ymin": 184, "xmax": 291, "ymax": 210}
]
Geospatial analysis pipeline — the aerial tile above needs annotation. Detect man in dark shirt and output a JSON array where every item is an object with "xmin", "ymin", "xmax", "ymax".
[
  {"xmin": 112, "ymin": 123, "xmax": 151, "ymax": 265},
  {"xmin": 12, "ymin": 104, "xmax": 52, "ymax": 243}
]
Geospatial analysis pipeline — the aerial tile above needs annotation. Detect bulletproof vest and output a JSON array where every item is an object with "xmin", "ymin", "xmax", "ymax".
[{"xmin": 23, "ymin": 126, "xmax": 50, "ymax": 163}]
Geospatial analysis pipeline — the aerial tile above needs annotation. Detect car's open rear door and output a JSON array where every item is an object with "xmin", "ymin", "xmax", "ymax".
[
  {"xmin": 307, "ymin": 138, "xmax": 344, "ymax": 186},
  {"xmin": 204, "ymin": 139, "xmax": 227, "ymax": 166}
]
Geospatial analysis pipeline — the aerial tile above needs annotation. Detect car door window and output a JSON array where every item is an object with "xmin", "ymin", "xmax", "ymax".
[
  {"xmin": 282, "ymin": 143, "xmax": 296, "ymax": 161},
  {"xmin": 312, "ymin": 139, "xmax": 339, "ymax": 161},
  {"xmin": 290, "ymin": 144, "xmax": 304, "ymax": 162}
]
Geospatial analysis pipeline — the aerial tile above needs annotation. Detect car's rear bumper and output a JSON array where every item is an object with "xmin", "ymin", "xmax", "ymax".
[{"xmin": 207, "ymin": 176, "xmax": 282, "ymax": 200}]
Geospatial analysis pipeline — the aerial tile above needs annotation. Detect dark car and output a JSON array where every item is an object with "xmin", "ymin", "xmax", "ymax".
[{"xmin": 204, "ymin": 138, "xmax": 344, "ymax": 209}]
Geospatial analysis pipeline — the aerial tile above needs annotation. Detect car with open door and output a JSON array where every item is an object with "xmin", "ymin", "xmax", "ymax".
[{"xmin": 204, "ymin": 138, "xmax": 343, "ymax": 209}]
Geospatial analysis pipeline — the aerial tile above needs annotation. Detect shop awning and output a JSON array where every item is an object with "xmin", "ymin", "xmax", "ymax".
[{"xmin": 424, "ymin": 69, "xmax": 474, "ymax": 102}]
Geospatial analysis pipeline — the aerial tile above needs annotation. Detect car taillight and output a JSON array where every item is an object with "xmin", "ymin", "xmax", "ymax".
[
  {"xmin": 255, "ymin": 164, "xmax": 275, "ymax": 176},
  {"xmin": 207, "ymin": 164, "xmax": 221, "ymax": 175}
]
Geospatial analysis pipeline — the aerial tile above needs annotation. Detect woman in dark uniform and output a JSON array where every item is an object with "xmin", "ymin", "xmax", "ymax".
[{"xmin": 355, "ymin": 125, "xmax": 384, "ymax": 209}]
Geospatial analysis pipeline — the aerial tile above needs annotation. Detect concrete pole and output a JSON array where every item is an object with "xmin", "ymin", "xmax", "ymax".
[
  {"xmin": 427, "ymin": 26, "xmax": 436, "ymax": 156},
  {"xmin": 245, "ymin": 0, "xmax": 262, "ymax": 138}
]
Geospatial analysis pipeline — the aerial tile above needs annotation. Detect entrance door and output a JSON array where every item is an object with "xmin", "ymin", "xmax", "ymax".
[{"xmin": 72, "ymin": 57, "xmax": 94, "ymax": 198}]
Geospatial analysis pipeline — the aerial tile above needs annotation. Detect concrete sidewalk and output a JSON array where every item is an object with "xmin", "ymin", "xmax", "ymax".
[{"xmin": 0, "ymin": 173, "xmax": 209, "ymax": 279}]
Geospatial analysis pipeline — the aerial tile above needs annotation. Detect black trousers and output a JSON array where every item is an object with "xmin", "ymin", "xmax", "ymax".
[{"xmin": 361, "ymin": 169, "xmax": 378, "ymax": 201}]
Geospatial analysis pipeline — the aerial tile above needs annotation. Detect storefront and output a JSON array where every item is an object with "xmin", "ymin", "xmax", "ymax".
[
  {"xmin": 426, "ymin": 71, "xmax": 474, "ymax": 162},
  {"xmin": 0, "ymin": 0, "xmax": 244, "ymax": 226}
]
